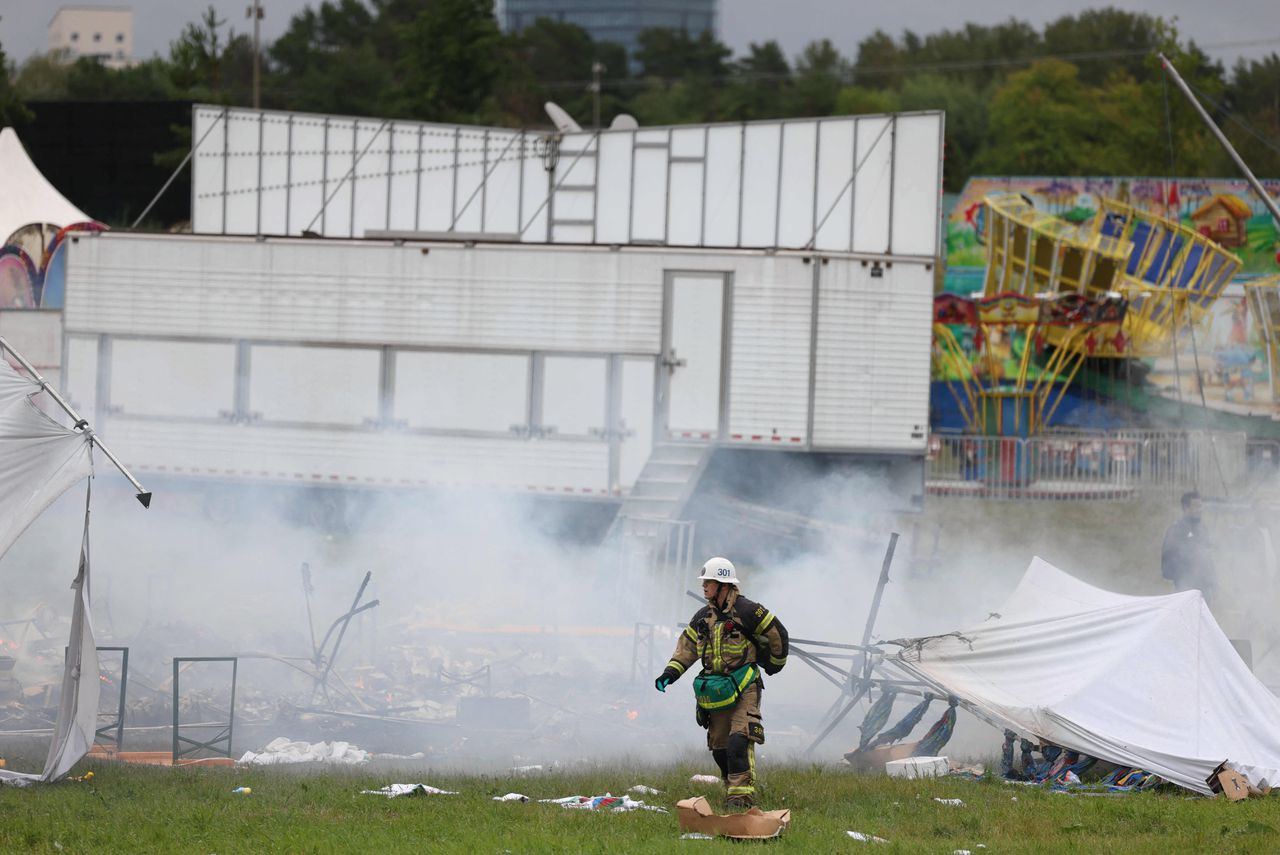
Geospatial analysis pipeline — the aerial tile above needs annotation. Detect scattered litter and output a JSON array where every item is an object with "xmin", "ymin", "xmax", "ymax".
[
  {"xmin": 847, "ymin": 831, "xmax": 888, "ymax": 843},
  {"xmin": 952, "ymin": 850, "xmax": 971, "ymax": 854},
  {"xmin": 1011, "ymin": 797, "xmax": 1018, "ymax": 802},
  {"xmin": 511, "ymin": 764, "xmax": 544, "ymax": 775},
  {"xmin": 680, "ymin": 833, "xmax": 715, "ymax": 840},
  {"xmin": 361, "ymin": 783, "xmax": 458, "ymax": 798},
  {"xmin": 65, "ymin": 771, "xmax": 94, "ymax": 783},
  {"xmin": 677, "ymin": 796, "xmax": 790, "ymax": 840},
  {"xmin": 689, "ymin": 774, "xmax": 720, "ymax": 784},
  {"xmin": 630, "ymin": 784, "xmax": 661, "ymax": 795},
  {"xmin": 948, "ymin": 761, "xmax": 986, "ymax": 778},
  {"xmin": 887, "ymin": 756, "xmax": 949, "ymax": 779},
  {"xmin": 538, "ymin": 793, "xmax": 667, "ymax": 813},
  {"xmin": 239, "ymin": 737, "xmax": 369, "ymax": 766},
  {"xmin": 231, "ymin": 787, "xmax": 252, "ymax": 795},
  {"xmin": 933, "ymin": 798, "xmax": 964, "ymax": 806},
  {"xmin": 493, "ymin": 793, "xmax": 530, "ymax": 802}
]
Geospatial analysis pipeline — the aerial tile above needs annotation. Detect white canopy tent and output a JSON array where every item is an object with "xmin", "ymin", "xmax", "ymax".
[
  {"xmin": 0, "ymin": 341, "xmax": 146, "ymax": 786},
  {"xmin": 893, "ymin": 557, "xmax": 1280, "ymax": 795},
  {"xmin": 0, "ymin": 127, "xmax": 91, "ymax": 246}
]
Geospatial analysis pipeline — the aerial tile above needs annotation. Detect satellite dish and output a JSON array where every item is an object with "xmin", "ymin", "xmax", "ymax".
[
  {"xmin": 544, "ymin": 102, "xmax": 582, "ymax": 134},
  {"xmin": 609, "ymin": 113, "xmax": 639, "ymax": 131}
]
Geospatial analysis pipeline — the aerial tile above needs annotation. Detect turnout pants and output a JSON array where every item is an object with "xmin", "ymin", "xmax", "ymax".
[{"xmin": 706, "ymin": 683, "xmax": 763, "ymax": 799}]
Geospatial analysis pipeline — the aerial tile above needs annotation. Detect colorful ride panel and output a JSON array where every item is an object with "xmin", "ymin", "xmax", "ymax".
[{"xmin": 982, "ymin": 193, "xmax": 1241, "ymax": 356}]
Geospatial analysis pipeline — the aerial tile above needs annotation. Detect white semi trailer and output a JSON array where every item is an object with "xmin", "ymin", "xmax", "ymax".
[
  {"xmin": 38, "ymin": 106, "xmax": 942, "ymax": 523},
  {"xmin": 59, "ymin": 233, "xmax": 932, "ymax": 508}
]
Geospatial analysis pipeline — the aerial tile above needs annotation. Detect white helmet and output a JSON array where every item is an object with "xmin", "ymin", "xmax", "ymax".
[{"xmin": 698, "ymin": 556, "xmax": 739, "ymax": 587}]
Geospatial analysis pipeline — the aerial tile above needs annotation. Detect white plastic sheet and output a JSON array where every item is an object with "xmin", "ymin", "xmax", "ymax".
[
  {"xmin": 0, "ymin": 356, "xmax": 93, "ymax": 558},
  {"xmin": 0, "ymin": 353, "xmax": 95, "ymax": 787},
  {"xmin": 238, "ymin": 737, "xmax": 369, "ymax": 766},
  {"xmin": 894, "ymin": 557, "xmax": 1280, "ymax": 795}
]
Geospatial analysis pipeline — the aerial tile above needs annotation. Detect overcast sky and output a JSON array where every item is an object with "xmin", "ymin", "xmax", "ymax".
[{"xmin": 2, "ymin": 0, "xmax": 1277, "ymax": 69}]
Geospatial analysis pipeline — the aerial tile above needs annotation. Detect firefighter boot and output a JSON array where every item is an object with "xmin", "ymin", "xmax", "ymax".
[
  {"xmin": 724, "ymin": 733, "xmax": 755, "ymax": 808},
  {"xmin": 711, "ymin": 748, "xmax": 729, "ymax": 786}
]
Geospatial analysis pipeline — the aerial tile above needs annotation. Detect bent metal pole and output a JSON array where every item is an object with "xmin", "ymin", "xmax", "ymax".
[
  {"xmin": 0, "ymin": 336, "xmax": 151, "ymax": 508},
  {"xmin": 1158, "ymin": 52, "xmax": 1280, "ymax": 227}
]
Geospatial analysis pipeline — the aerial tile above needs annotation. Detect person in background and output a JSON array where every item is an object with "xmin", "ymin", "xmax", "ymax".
[{"xmin": 1161, "ymin": 490, "xmax": 1216, "ymax": 604}]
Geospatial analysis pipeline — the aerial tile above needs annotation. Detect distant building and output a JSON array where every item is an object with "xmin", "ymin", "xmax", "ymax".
[
  {"xmin": 48, "ymin": 5, "xmax": 133, "ymax": 69},
  {"xmin": 1191, "ymin": 194, "xmax": 1251, "ymax": 249},
  {"xmin": 499, "ymin": 0, "xmax": 718, "ymax": 64}
]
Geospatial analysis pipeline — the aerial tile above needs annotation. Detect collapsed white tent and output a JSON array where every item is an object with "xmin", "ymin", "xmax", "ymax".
[
  {"xmin": 0, "ymin": 350, "xmax": 96, "ymax": 786},
  {"xmin": 0, "ymin": 127, "xmax": 91, "ymax": 245},
  {"xmin": 892, "ymin": 557, "xmax": 1280, "ymax": 795}
]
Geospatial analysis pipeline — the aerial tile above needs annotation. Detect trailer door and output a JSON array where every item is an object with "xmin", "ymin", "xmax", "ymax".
[{"xmin": 660, "ymin": 271, "xmax": 728, "ymax": 441}]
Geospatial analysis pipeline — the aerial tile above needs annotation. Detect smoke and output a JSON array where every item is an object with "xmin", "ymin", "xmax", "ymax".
[{"xmin": 5, "ymin": 443, "xmax": 1279, "ymax": 772}]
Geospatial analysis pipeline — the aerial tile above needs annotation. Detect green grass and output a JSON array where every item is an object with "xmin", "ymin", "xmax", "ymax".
[{"xmin": 2, "ymin": 760, "xmax": 1277, "ymax": 854}]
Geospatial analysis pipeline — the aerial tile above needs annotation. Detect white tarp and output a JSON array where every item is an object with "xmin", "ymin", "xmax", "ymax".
[
  {"xmin": 0, "ymin": 353, "xmax": 97, "ymax": 786},
  {"xmin": 893, "ymin": 557, "xmax": 1280, "ymax": 795},
  {"xmin": 0, "ymin": 354, "xmax": 94, "ymax": 557},
  {"xmin": 0, "ymin": 127, "xmax": 90, "ymax": 245}
]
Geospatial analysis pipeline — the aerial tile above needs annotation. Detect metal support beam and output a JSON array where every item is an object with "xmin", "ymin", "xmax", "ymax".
[
  {"xmin": 1, "ymin": 335, "xmax": 150, "ymax": 507},
  {"xmin": 1159, "ymin": 53, "xmax": 1280, "ymax": 227}
]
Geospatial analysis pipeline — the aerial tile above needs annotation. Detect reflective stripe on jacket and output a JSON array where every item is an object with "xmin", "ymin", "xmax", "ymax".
[{"xmin": 665, "ymin": 588, "xmax": 788, "ymax": 679}]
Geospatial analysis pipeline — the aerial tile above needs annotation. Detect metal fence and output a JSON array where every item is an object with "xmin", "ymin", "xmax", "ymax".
[
  {"xmin": 612, "ymin": 515, "xmax": 697, "ymax": 616},
  {"xmin": 926, "ymin": 429, "xmax": 1250, "ymax": 501}
]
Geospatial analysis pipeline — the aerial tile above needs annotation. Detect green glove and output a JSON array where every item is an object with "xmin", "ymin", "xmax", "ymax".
[{"xmin": 654, "ymin": 668, "xmax": 679, "ymax": 692}]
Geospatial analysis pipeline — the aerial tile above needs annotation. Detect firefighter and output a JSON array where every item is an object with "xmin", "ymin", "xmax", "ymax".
[{"xmin": 654, "ymin": 557, "xmax": 788, "ymax": 808}]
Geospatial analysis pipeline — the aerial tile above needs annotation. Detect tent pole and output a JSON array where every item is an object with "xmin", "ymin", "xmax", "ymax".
[{"xmin": 0, "ymin": 336, "xmax": 150, "ymax": 507}]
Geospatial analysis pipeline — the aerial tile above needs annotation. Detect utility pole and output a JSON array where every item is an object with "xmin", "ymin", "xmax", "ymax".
[
  {"xmin": 590, "ymin": 61, "xmax": 604, "ymax": 130},
  {"xmin": 247, "ymin": 1, "xmax": 264, "ymax": 109}
]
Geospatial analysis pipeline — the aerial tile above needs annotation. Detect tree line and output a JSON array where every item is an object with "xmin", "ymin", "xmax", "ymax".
[{"xmin": 1, "ymin": 3, "xmax": 1278, "ymax": 191}]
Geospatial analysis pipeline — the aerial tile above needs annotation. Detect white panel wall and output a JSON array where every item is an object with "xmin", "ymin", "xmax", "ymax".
[
  {"xmin": 351, "ymin": 120, "xmax": 390, "ymax": 239},
  {"xmin": 543, "ymin": 355, "xmax": 607, "ymax": 436},
  {"xmin": 393, "ymin": 352, "xmax": 528, "ymax": 433},
  {"xmin": 287, "ymin": 115, "xmax": 326, "ymax": 235},
  {"xmin": 726, "ymin": 258, "xmax": 812, "ymax": 445},
  {"xmin": 64, "ymin": 234, "xmax": 663, "ymax": 353},
  {"xmin": 63, "ymin": 334, "xmax": 98, "ymax": 417},
  {"xmin": 110, "ymin": 339, "xmax": 235, "ymax": 420},
  {"xmin": 192, "ymin": 106, "xmax": 943, "ymax": 258},
  {"xmin": 702, "ymin": 126, "xmax": 742, "ymax": 248},
  {"xmin": 812, "ymin": 261, "xmax": 932, "ymax": 451},
  {"xmin": 388, "ymin": 124, "xmax": 421, "ymax": 232},
  {"xmin": 891, "ymin": 114, "xmax": 945, "ymax": 258},
  {"xmin": 852, "ymin": 117, "xmax": 893, "ymax": 255},
  {"xmin": 249, "ymin": 344, "xmax": 381, "ymax": 426},
  {"xmin": 102, "ymin": 421, "xmax": 611, "ymax": 494},
  {"xmin": 63, "ymin": 234, "xmax": 933, "ymax": 492}
]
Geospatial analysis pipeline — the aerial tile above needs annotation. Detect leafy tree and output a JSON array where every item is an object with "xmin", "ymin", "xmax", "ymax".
[
  {"xmin": 1042, "ymin": 9, "xmax": 1164, "ymax": 86},
  {"xmin": 833, "ymin": 85, "xmax": 897, "ymax": 116},
  {"xmin": 0, "ymin": 27, "xmax": 33, "ymax": 127},
  {"xmin": 978, "ymin": 59, "xmax": 1100, "ymax": 174},
  {"xmin": 792, "ymin": 40, "xmax": 847, "ymax": 116},
  {"xmin": 851, "ymin": 30, "xmax": 902, "ymax": 88},
  {"xmin": 397, "ymin": 0, "xmax": 503, "ymax": 121},
  {"xmin": 13, "ymin": 52, "xmax": 74, "ymax": 101},
  {"xmin": 1221, "ymin": 53, "xmax": 1280, "ymax": 178},
  {"xmin": 267, "ymin": 0, "xmax": 395, "ymax": 114},
  {"xmin": 720, "ymin": 41, "xmax": 791, "ymax": 119},
  {"xmin": 635, "ymin": 28, "xmax": 730, "ymax": 80},
  {"xmin": 62, "ymin": 57, "xmax": 183, "ymax": 101},
  {"xmin": 896, "ymin": 74, "xmax": 988, "ymax": 191},
  {"xmin": 509, "ymin": 18, "xmax": 629, "ymax": 126}
]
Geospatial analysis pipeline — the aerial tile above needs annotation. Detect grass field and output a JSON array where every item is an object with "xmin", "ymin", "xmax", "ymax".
[{"xmin": 2, "ymin": 758, "xmax": 1278, "ymax": 854}]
